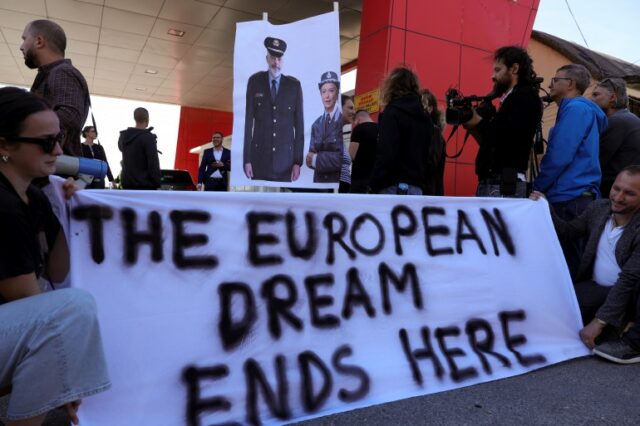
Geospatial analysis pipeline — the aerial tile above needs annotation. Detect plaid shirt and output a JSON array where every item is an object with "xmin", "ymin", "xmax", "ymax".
[{"xmin": 31, "ymin": 59, "xmax": 90, "ymax": 157}]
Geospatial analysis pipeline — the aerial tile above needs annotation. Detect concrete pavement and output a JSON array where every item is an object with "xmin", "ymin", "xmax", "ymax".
[{"xmin": 293, "ymin": 355, "xmax": 640, "ymax": 426}]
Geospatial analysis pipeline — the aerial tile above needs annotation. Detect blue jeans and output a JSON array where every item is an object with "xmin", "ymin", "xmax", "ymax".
[
  {"xmin": 379, "ymin": 184, "xmax": 423, "ymax": 195},
  {"xmin": 0, "ymin": 289, "xmax": 111, "ymax": 420},
  {"xmin": 552, "ymin": 195, "xmax": 595, "ymax": 279}
]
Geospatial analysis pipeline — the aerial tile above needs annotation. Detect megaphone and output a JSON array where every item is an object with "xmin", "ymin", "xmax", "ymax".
[{"xmin": 55, "ymin": 155, "xmax": 108, "ymax": 179}]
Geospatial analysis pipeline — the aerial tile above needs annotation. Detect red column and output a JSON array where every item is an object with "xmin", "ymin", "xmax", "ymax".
[
  {"xmin": 356, "ymin": 0, "xmax": 540, "ymax": 195},
  {"xmin": 174, "ymin": 106, "xmax": 233, "ymax": 181}
]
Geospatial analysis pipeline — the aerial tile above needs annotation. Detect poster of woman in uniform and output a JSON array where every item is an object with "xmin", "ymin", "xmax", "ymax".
[{"xmin": 231, "ymin": 10, "xmax": 342, "ymax": 189}]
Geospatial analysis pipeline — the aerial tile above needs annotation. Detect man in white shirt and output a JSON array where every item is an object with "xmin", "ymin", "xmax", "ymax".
[
  {"xmin": 531, "ymin": 165, "xmax": 640, "ymax": 364},
  {"xmin": 197, "ymin": 132, "xmax": 231, "ymax": 191}
]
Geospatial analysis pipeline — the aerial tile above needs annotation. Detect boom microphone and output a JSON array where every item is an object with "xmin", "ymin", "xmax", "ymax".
[{"xmin": 55, "ymin": 155, "xmax": 108, "ymax": 179}]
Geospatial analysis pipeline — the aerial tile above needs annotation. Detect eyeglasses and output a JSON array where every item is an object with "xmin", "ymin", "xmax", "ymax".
[
  {"xmin": 11, "ymin": 132, "xmax": 64, "ymax": 154},
  {"xmin": 551, "ymin": 77, "xmax": 572, "ymax": 84}
]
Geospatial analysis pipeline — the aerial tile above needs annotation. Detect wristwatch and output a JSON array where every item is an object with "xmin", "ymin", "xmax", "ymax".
[{"xmin": 595, "ymin": 318, "xmax": 607, "ymax": 326}]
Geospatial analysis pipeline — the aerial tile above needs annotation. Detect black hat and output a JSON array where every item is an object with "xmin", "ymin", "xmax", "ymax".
[
  {"xmin": 264, "ymin": 37, "xmax": 287, "ymax": 57},
  {"xmin": 318, "ymin": 71, "xmax": 340, "ymax": 90}
]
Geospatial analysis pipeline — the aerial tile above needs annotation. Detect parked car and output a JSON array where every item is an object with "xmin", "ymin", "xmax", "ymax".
[{"xmin": 160, "ymin": 169, "xmax": 197, "ymax": 191}]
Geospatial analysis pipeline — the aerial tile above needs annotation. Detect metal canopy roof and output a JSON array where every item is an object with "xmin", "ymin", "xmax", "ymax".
[{"xmin": 0, "ymin": 0, "xmax": 362, "ymax": 111}]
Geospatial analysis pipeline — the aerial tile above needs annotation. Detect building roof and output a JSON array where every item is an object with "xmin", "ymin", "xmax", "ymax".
[{"xmin": 531, "ymin": 30, "xmax": 640, "ymax": 89}]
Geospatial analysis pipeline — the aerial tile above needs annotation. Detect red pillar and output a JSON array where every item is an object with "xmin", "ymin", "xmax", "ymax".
[
  {"xmin": 174, "ymin": 106, "xmax": 233, "ymax": 181},
  {"xmin": 356, "ymin": 0, "xmax": 540, "ymax": 195}
]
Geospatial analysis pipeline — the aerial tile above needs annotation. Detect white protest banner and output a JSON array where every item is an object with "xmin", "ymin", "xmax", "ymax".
[
  {"xmin": 69, "ymin": 191, "xmax": 589, "ymax": 425},
  {"xmin": 230, "ymin": 11, "xmax": 342, "ymax": 189}
]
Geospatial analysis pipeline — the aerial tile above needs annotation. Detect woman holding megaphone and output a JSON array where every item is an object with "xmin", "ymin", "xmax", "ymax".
[
  {"xmin": 81, "ymin": 125, "xmax": 114, "ymax": 189},
  {"xmin": 0, "ymin": 87, "xmax": 110, "ymax": 425}
]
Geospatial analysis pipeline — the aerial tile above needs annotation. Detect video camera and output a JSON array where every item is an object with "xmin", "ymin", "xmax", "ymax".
[{"xmin": 445, "ymin": 88, "xmax": 498, "ymax": 125}]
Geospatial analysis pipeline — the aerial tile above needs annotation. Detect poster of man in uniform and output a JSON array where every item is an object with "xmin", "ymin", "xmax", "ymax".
[{"xmin": 231, "ymin": 11, "xmax": 342, "ymax": 189}]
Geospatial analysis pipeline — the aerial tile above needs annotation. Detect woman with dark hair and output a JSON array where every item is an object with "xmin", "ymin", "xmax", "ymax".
[
  {"xmin": 421, "ymin": 89, "xmax": 446, "ymax": 195},
  {"xmin": 81, "ymin": 125, "xmax": 114, "ymax": 189},
  {"xmin": 306, "ymin": 71, "xmax": 344, "ymax": 183},
  {"xmin": 0, "ymin": 87, "xmax": 110, "ymax": 425},
  {"xmin": 370, "ymin": 67, "xmax": 434, "ymax": 195}
]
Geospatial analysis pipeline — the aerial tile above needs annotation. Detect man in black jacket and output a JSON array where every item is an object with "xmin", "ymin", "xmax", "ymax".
[
  {"xmin": 464, "ymin": 45, "xmax": 542, "ymax": 198},
  {"xmin": 118, "ymin": 107, "xmax": 161, "ymax": 190}
]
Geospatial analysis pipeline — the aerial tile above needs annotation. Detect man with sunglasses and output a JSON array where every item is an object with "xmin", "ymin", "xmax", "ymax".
[
  {"xmin": 591, "ymin": 77, "xmax": 640, "ymax": 198},
  {"xmin": 20, "ymin": 20, "xmax": 89, "ymax": 158},
  {"xmin": 534, "ymin": 64, "xmax": 607, "ymax": 278}
]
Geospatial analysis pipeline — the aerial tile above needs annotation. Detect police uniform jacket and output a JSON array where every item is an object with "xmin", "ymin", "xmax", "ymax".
[
  {"xmin": 309, "ymin": 111, "xmax": 343, "ymax": 182},
  {"xmin": 243, "ymin": 71, "xmax": 304, "ymax": 182}
]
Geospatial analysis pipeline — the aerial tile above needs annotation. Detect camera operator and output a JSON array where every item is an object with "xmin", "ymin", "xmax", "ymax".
[{"xmin": 463, "ymin": 45, "xmax": 543, "ymax": 197}]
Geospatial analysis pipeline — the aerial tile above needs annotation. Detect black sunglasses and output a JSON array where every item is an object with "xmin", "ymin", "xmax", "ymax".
[{"xmin": 11, "ymin": 132, "xmax": 64, "ymax": 154}]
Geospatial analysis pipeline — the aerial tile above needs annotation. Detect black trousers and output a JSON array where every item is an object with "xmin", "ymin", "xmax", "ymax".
[
  {"xmin": 575, "ymin": 280, "xmax": 640, "ymax": 348},
  {"xmin": 204, "ymin": 178, "xmax": 227, "ymax": 191}
]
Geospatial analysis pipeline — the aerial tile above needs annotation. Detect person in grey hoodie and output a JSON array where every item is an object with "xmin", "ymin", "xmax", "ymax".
[{"xmin": 118, "ymin": 107, "xmax": 161, "ymax": 190}]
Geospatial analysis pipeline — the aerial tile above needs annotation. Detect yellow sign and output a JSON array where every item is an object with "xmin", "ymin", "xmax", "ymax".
[{"xmin": 355, "ymin": 88, "xmax": 380, "ymax": 114}]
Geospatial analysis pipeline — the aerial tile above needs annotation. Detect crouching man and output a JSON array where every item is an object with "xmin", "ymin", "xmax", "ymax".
[{"xmin": 531, "ymin": 165, "xmax": 640, "ymax": 363}]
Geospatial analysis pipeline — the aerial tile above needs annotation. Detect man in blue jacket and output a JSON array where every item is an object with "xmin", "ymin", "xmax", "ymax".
[{"xmin": 534, "ymin": 64, "xmax": 607, "ymax": 277}]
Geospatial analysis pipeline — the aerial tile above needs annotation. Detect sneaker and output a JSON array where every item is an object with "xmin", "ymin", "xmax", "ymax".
[{"xmin": 593, "ymin": 339, "xmax": 640, "ymax": 364}]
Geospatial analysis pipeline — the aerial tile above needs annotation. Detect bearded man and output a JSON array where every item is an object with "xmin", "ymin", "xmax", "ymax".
[{"xmin": 463, "ymin": 45, "xmax": 543, "ymax": 198}]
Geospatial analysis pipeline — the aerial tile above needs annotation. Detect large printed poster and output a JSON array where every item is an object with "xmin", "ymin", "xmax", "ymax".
[
  {"xmin": 230, "ymin": 11, "xmax": 343, "ymax": 189},
  {"xmin": 68, "ymin": 191, "xmax": 590, "ymax": 425}
]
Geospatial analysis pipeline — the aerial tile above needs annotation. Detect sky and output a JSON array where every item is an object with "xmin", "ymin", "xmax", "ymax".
[{"xmin": 533, "ymin": 0, "xmax": 639, "ymax": 64}]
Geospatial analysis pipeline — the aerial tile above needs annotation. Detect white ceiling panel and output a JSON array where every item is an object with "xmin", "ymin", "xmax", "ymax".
[
  {"xmin": 100, "ymin": 28, "xmax": 148, "ymax": 51},
  {"xmin": 66, "ymin": 39, "xmax": 98, "ymax": 56},
  {"xmin": 199, "ymin": 72, "xmax": 232, "ymax": 89},
  {"xmin": 223, "ymin": 0, "xmax": 289, "ymax": 15},
  {"xmin": 128, "ymin": 73, "xmax": 163, "ymax": 87},
  {"xmin": 339, "ymin": 8, "xmax": 361, "ymax": 38},
  {"xmin": 0, "ymin": 9, "xmax": 41, "ymax": 31},
  {"xmin": 132, "ymin": 64, "xmax": 172, "ymax": 78},
  {"xmin": 138, "ymin": 51, "xmax": 179, "ymax": 69},
  {"xmin": 102, "ymin": 7, "xmax": 155, "ymax": 36},
  {"xmin": 80, "ymin": 0, "xmax": 105, "ymax": 5},
  {"xmin": 0, "ymin": 0, "xmax": 47, "ymax": 16},
  {"xmin": 149, "ymin": 18, "xmax": 204, "ymax": 45},
  {"xmin": 159, "ymin": 0, "xmax": 219, "ymax": 27},
  {"xmin": 0, "ymin": 27, "xmax": 22, "ymax": 47},
  {"xmin": 46, "ymin": 0, "xmax": 103, "ymax": 26},
  {"xmin": 143, "ymin": 37, "xmax": 191, "ymax": 60},
  {"xmin": 93, "ymin": 68, "xmax": 130, "ymax": 83},
  {"xmin": 68, "ymin": 52, "xmax": 96, "ymax": 67},
  {"xmin": 194, "ymin": 0, "xmax": 226, "ymax": 6},
  {"xmin": 54, "ymin": 19, "xmax": 100, "ymax": 43},
  {"xmin": 0, "ymin": 42, "xmax": 13, "ymax": 57},
  {"xmin": 104, "ymin": 0, "xmax": 164, "ymax": 17},
  {"xmin": 95, "ymin": 57, "xmax": 136, "ymax": 73},
  {"xmin": 273, "ymin": 1, "xmax": 334, "ymax": 22},
  {"xmin": 93, "ymin": 76, "xmax": 126, "ymax": 88},
  {"xmin": 97, "ymin": 44, "xmax": 140, "ymax": 62},
  {"xmin": 194, "ymin": 28, "xmax": 233, "ymax": 52},
  {"xmin": 340, "ymin": 38, "xmax": 359, "ymax": 60},
  {"xmin": 206, "ymin": 7, "xmax": 259, "ymax": 32}
]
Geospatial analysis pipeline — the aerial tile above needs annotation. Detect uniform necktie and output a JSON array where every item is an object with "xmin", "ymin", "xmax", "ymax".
[
  {"xmin": 271, "ymin": 79, "xmax": 277, "ymax": 102},
  {"xmin": 324, "ymin": 113, "xmax": 330, "ymax": 131}
]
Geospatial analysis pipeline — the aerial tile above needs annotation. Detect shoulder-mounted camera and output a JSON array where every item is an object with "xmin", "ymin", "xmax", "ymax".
[{"xmin": 445, "ymin": 88, "xmax": 497, "ymax": 125}]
